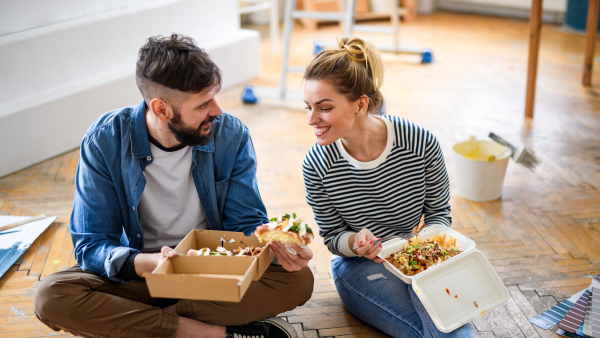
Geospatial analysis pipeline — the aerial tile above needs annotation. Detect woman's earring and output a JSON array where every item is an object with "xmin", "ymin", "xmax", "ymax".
[{"xmin": 356, "ymin": 113, "xmax": 360, "ymax": 117}]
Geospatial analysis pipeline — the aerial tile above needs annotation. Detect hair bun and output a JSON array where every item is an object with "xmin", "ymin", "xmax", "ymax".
[{"xmin": 339, "ymin": 41, "xmax": 365, "ymax": 61}]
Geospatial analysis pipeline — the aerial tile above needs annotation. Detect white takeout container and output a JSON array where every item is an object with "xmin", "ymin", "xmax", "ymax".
[{"xmin": 378, "ymin": 224, "xmax": 509, "ymax": 333}]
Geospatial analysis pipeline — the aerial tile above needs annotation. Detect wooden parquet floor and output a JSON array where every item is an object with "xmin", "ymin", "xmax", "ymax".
[{"xmin": 1, "ymin": 11, "xmax": 600, "ymax": 338}]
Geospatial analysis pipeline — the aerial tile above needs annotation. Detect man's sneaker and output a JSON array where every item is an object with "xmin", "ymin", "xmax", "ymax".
[{"xmin": 225, "ymin": 317, "xmax": 298, "ymax": 338}]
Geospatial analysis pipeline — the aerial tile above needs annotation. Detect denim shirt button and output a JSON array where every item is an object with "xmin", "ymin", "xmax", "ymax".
[
  {"xmin": 137, "ymin": 234, "xmax": 141, "ymax": 238},
  {"xmin": 147, "ymin": 156, "xmax": 152, "ymax": 161},
  {"xmin": 132, "ymin": 206, "xmax": 135, "ymax": 211}
]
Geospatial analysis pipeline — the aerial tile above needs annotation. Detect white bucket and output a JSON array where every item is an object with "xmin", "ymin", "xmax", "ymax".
[{"xmin": 452, "ymin": 139, "xmax": 512, "ymax": 202}]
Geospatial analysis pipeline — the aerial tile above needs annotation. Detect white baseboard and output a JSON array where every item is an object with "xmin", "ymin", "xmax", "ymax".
[{"xmin": 438, "ymin": 1, "xmax": 565, "ymax": 24}]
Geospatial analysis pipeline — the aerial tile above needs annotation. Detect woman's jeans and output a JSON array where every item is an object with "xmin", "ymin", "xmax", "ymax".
[{"xmin": 332, "ymin": 256, "xmax": 474, "ymax": 338}]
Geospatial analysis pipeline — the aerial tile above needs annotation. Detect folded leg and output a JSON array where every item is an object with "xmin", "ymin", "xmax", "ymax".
[
  {"xmin": 177, "ymin": 264, "xmax": 314, "ymax": 325},
  {"xmin": 34, "ymin": 265, "xmax": 178, "ymax": 338}
]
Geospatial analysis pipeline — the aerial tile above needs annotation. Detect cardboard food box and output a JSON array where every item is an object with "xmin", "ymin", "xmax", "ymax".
[
  {"xmin": 145, "ymin": 229, "xmax": 274, "ymax": 302},
  {"xmin": 378, "ymin": 224, "xmax": 509, "ymax": 333}
]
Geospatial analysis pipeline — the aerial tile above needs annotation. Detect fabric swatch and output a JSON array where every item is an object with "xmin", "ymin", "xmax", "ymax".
[
  {"xmin": 558, "ymin": 289, "xmax": 590, "ymax": 333},
  {"xmin": 583, "ymin": 291, "xmax": 592, "ymax": 337},
  {"xmin": 590, "ymin": 287, "xmax": 600, "ymax": 338},
  {"xmin": 530, "ymin": 299, "xmax": 576, "ymax": 330},
  {"xmin": 530, "ymin": 290, "xmax": 586, "ymax": 330}
]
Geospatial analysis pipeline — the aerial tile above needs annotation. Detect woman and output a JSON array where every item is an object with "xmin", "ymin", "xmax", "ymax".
[{"xmin": 302, "ymin": 37, "xmax": 474, "ymax": 338}]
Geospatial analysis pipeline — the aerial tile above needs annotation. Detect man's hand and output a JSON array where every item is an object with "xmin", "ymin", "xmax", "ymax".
[
  {"xmin": 134, "ymin": 246, "xmax": 177, "ymax": 278},
  {"xmin": 269, "ymin": 242, "xmax": 313, "ymax": 272}
]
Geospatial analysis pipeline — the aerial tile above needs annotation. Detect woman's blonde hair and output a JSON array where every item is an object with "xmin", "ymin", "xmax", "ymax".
[{"xmin": 304, "ymin": 36, "xmax": 384, "ymax": 114}]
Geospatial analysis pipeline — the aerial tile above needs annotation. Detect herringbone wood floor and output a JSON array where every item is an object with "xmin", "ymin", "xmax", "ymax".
[{"xmin": 1, "ymin": 11, "xmax": 599, "ymax": 338}]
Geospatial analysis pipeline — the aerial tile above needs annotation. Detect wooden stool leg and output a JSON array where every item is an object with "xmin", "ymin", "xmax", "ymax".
[
  {"xmin": 301, "ymin": 0, "xmax": 318, "ymax": 30},
  {"xmin": 525, "ymin": 0, "xmax": 543, "ymax": 119},
  {"xmin": 403, "ymin": 0, "xmax": 417, "ymax": 22},
  {"xmin": 583, "ymin": 0, "xmax": 599, "ymax": 86}
]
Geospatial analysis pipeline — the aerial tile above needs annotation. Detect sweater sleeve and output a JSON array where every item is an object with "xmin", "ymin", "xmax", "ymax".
[
  {"xmin": 302, "ymin": 158, "xmax": 357, "ymax": 257},
  {"xmin": 422, "ymin": 133, "xmax": 452, "ymax": 227}
]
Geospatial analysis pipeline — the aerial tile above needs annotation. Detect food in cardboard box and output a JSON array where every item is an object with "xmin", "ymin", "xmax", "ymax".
[
  {"xmin": 255, "ymin": 213, "xmax": 314, "ymax": 245},
  {"xmin": 385, "ymin": 234, "xmax": 462, "ymax": 276},
  {"xmin": 233, "ymin": 246, "xmax": 263, "ymax": 256},
  {"xmin": 189, "ymin": 246, "xmax": 264, "ymax": 257}
]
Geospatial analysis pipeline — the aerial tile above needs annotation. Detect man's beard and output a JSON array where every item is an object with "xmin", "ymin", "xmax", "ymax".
[{"xmin": 167, "ymin": 106, "xmax": 216, "ymax": 146}]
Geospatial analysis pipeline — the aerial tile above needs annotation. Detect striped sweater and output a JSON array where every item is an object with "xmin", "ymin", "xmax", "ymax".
[{"xmin": 302, "ymin": 115, "xmax": 451, "ymax": 257}]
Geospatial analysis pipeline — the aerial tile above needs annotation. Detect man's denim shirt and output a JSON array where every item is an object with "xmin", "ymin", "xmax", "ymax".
[{"xmin": 70, "ymin": 101, "xmax": 268, "ymax": 283}]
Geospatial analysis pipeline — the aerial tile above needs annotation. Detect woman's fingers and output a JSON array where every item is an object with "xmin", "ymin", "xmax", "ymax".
[
  {"xmin": 356, "ymin": 239, "xmax": 378, "ymax": 256},
  {"xmin": 364, "ymin": 242, "xmax": 381, "ymax": 257},
  {"xmin": 355, "ymin": 229, "xmax": 374, "ymax": 245},
  {"xmin": 354, "ymin": 229, "xmax": 376, "ymax": 252},
  {"xmin": 354, "ymin": 231, "xmax": 384, "ymax": 261},
  {"xmin": 365, "ymin": 248, "xmax": 382, "ymax": 260},
  {"xmin": 363, "ymin": 242, "xmax": 381, "ymax": 260}
]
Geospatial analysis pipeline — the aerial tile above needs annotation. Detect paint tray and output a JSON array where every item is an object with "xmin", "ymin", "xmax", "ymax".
[{"xmin": 377, "ymin": 224, "xmax": 509, "ymax": 332}]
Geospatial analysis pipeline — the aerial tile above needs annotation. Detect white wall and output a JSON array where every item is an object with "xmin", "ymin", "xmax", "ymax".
[
  {"xmin": 0, "ymin": 0, "xmax": 261, "ymax": 177},
  {"xmin": 0, "ymin": 0, "xmax": 149, "ymax": 36}
]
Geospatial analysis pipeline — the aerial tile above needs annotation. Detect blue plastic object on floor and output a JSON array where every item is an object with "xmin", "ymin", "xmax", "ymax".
[
  {"xmin": 421, "ymin": 49, "xmax": 433, "ymax": 63},
  {"xmin": 241, "ymin": 86, "xmax": 258, "ymax": 104},
  {"xmin": 314, "ymin": 41, "xmax": 324, "ymax": 55}
]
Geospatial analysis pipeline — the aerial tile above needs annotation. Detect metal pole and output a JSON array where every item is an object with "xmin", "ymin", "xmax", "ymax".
[
  {"xmin": 392, "ymin": 0, "xmax": 400, "ymax": 53},
  {"xmin": 279, "ymin": 0, "xmax": 295, "ymax": 99},
  {"xmin": 343, "ymin": 0, "xmax": 357, "ymax": 36},
  {"xmin": 270, "ymin": 0, "xmax": 279, "ymax": 52}
]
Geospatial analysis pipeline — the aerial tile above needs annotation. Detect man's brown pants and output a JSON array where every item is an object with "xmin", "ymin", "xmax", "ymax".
[{"xmin": 34, "ymin": 265, "xmax": 314, "ymax": 338}]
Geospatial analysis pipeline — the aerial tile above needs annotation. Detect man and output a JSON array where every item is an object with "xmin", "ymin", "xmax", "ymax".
[{"xmin": 34, "ymin": 34, "xmax": 314, "ymax": 338}]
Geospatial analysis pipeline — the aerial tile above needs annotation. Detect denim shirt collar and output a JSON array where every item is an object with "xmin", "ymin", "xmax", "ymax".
[
  {"xmin": 130, "ymin": 100, "xmax": 152, "ymax": 159},
  {"xmin": 129, "ymin": 100, "xmax": 215, "ymax": 158}
]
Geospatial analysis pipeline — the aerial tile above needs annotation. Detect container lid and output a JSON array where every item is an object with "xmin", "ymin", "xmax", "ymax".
[{"xmin": 412, "ymin": 249, "xmax": 509, "ymax": 333}]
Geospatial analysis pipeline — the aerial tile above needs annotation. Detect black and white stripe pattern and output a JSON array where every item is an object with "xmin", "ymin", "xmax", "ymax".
[{"xmin": 303, "ymin": 115, "xmax": 451, "ymax": 256}]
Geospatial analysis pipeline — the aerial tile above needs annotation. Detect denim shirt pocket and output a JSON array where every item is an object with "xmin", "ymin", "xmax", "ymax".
[{"xmin": 215, "ymin": 177, "xmax": 231, "ymax": 216}]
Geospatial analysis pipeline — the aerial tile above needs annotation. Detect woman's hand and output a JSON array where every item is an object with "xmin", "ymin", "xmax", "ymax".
[
  {"xmin": 350, "ymin": 229, "xmax": 385, "ymax": 263},
  {"xmin": 270, "ymin": 241, "xmax": 313, "ymax": 272}
]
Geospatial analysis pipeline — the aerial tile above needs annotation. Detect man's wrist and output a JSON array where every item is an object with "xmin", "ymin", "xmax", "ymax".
[
  {"xmin": 116, "ymin": 252, "xmax": 142, "ymax": 281},
  {"xmin": 134, "ymin": 253, "xmax": 159, "ymax": 278}
]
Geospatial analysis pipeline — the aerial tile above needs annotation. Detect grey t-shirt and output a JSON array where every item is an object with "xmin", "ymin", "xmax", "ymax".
[{"xmin": 139, "ymin": 142, "xmax": 207, "ymax": 252}]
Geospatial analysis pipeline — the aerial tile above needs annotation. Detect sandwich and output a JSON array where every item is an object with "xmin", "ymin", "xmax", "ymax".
[{"xmin": 255, "ymin": 213, "xmax": 314, "ymax": 246}]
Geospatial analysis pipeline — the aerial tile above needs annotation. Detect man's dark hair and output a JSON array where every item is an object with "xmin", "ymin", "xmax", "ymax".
[{"xmin": 136, "ymin": 34, "xmax": 222, "ymax": 106}]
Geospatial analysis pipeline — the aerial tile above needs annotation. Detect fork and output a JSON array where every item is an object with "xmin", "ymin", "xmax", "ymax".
[{"xmin": 352, "ymin": 233, "xmax": 412, "ymax": 251}]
